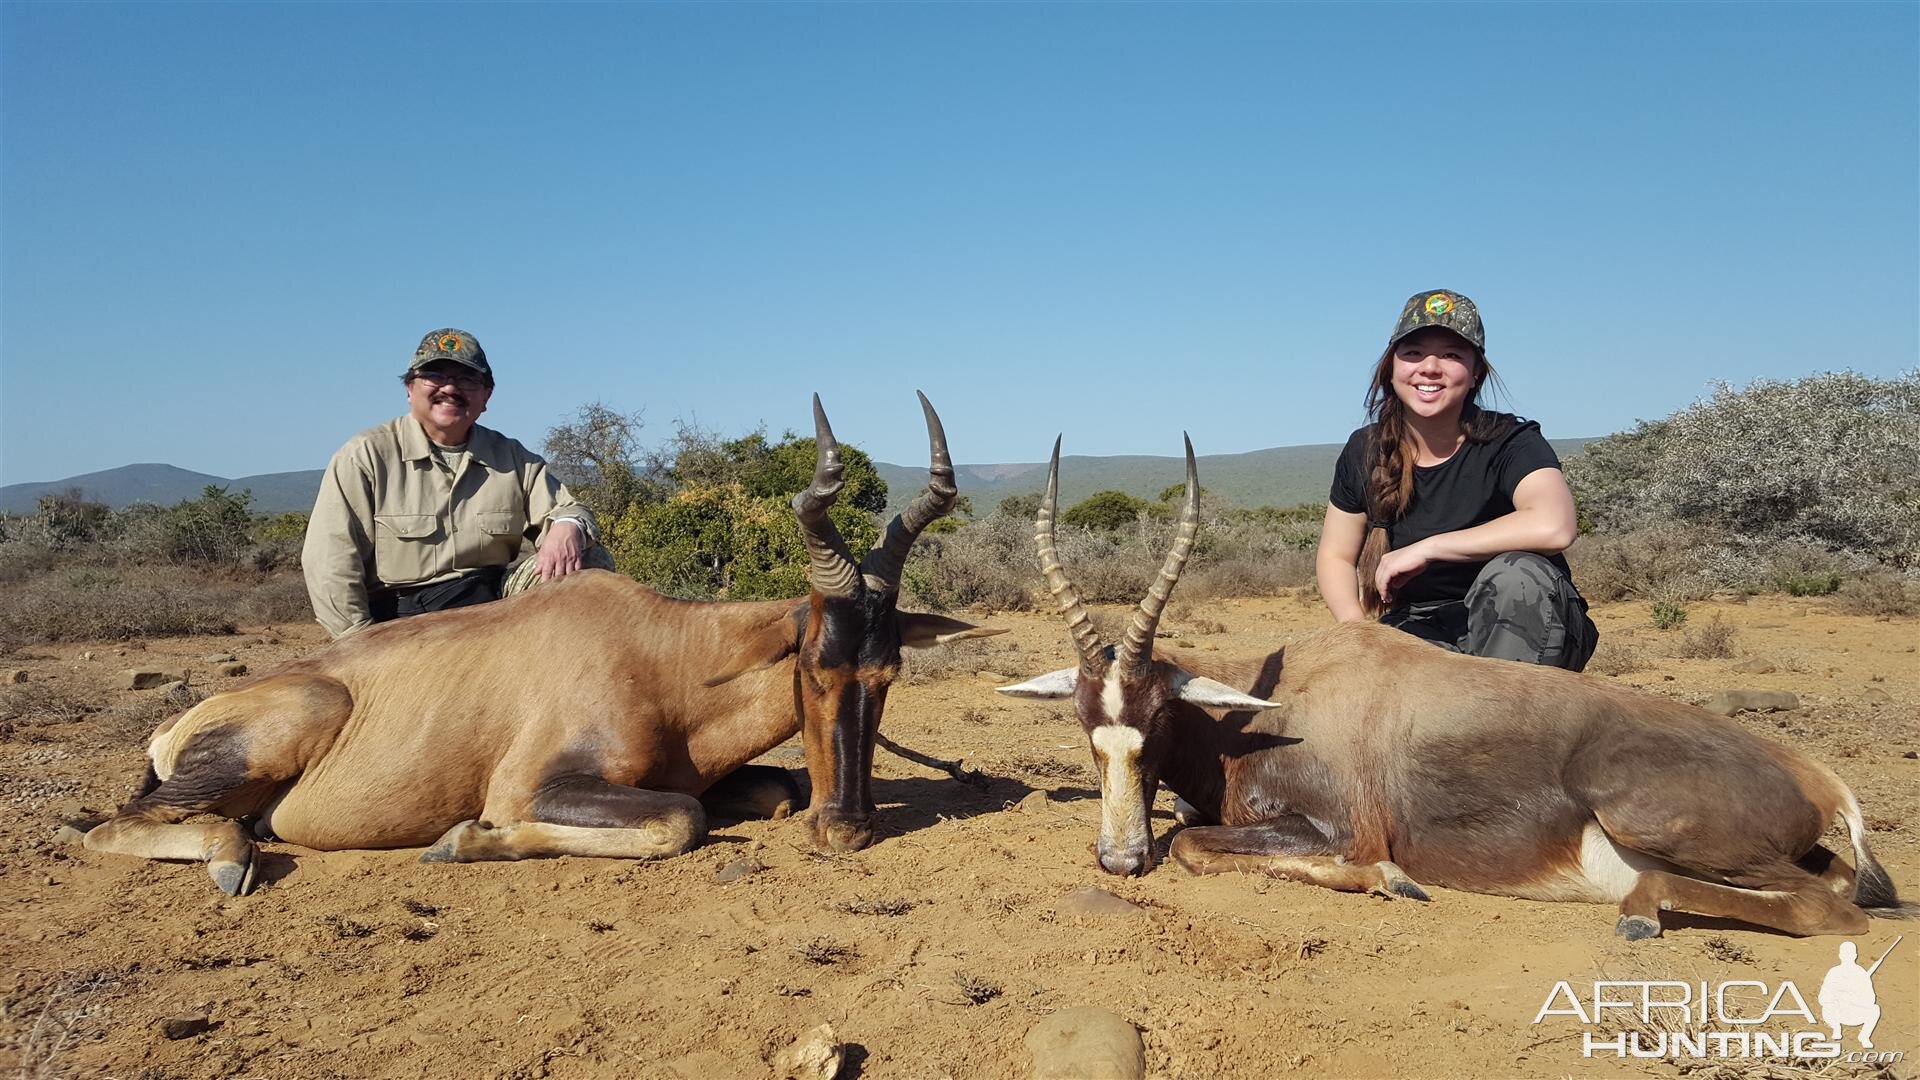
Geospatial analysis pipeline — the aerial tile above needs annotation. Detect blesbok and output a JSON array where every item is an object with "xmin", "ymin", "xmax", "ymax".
[
  {"xmin": 82, "ymin": 394, "xmax": 1001, "ymax": 895},
  {"xmin": 998, "ymin": 437, "xmax": 1898, "ymax": 938}
]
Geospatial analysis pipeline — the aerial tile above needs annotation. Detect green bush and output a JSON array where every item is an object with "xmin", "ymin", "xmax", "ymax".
[
  {"xmin": 607, "ymin": 483, "xmax": 880, "ymax": 600},
  {"xmin": 1061, "ymin": 491, "xmax": 1152, "ymax": 532},
  {"xmin": 1780, "ymin": 573, "xmax": 1842, "ymax": 597},
  {"xmin": 1650, "ymin": 600, "xmax": 1688, "ymax": 630}
]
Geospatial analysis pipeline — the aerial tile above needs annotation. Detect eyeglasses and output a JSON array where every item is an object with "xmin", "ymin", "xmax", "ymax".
[{"xmin": 408, "ymin": 369, "xmax": 489, "ymax": 392}]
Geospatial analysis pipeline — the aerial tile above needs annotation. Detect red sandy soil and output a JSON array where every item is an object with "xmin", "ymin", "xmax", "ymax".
[{"xmin": 2, "ymin": 593, "xmax": 1914, "ymax": 1078}]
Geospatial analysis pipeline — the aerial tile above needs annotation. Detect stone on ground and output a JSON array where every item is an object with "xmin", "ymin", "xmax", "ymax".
[
  {"xmin": 1057, "ymin": 887, "xmax": 1144, "ymax": 917},
  {"xmin": 1702, "ymin": 689, "xmax": 1799, "ymax": 716},
  {"xmin": 773, "ymin": 1022, "xmax": 843, "ymax": 1080},
  {"xmin": 1026, "ymin": 1006, "xmax": 1144, "ymax": 1080}
]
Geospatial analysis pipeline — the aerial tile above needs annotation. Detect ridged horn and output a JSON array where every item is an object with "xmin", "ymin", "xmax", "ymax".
[
  {"xmin": 860, "ymin": 391, "xmax": 958, "ymax": 592},
  {"xmin": 1118, "ymin": 434, "xmax": 1199, "ymax": 672},
  {"xmin": 791, "ymin": 394, "xmax": 861, "ymax": 598},
  {"xmin": 1035, "ymin": 435, "xmax": 1104, "ymax": 670}
]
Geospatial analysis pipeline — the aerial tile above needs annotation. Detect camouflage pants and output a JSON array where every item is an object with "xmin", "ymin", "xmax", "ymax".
[
  {"xmin": 501, "ymin": 544, "xmax": 618, "ymax": 598},
  {"xmin": 1382, "ymin": 552, "xmax": 1599, "ymax": 672}
]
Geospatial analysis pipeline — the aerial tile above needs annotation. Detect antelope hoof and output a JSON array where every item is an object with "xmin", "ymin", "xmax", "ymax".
[
  {"xmin": 1377, "ymin": 862, "xmax": 1429, "ymax": 901},
  {"xmin": 208, "ymin": 848, "xmax": 256, "ymax": 897},
  {"xmin": 421, "ymin": 820, "xmax": 480, "ymax": 863},
  {"xmin": 1616, "ymin": 914, "xmax": 1663, "ymax": 941}
]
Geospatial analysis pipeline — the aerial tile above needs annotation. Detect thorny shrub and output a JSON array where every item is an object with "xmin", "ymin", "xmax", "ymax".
[{"xmin": 1568, "ymin": 371, "xmax": 1919, "ymax": 564}]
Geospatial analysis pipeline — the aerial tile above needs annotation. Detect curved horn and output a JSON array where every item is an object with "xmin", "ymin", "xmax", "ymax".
[
  {"xmin": 1035, "ymin": 435, "xmax": 1104, "ymax": 670},
  {"xmin": 860, "ymin": 390, "xmax": 958, "ymax": 592},
  {"xmin": 791, "ymin": 394, "xmax": 861, "ymax": 598},
  {"xmin": 1119, "ymin": 434, "xmax": 1200, "ymax": 672}
]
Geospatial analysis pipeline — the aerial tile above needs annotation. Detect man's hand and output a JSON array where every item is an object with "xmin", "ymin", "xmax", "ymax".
[
  {"xmin": 1374, "ymin": 541, "xmax": 1432, "ymax": 607},
  {"xmin": 536, "ymin": 519, "xmax": 586, "ymax": 583}
]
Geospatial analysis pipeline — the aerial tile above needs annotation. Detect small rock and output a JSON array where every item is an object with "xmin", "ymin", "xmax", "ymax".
[
  {"xmin": 218, "ymin": 663, "xmax": 248, "ymax": 678},
  {"xmin": 1026, "ymin": 1006, "xmax": 1145, "ymax": 1080},
  {"xmin": 714, "ymin": 857, "xmax": 765, "ymax": 884},
  {"xmin": 52, "ymin": 824, "xmax": 88, "ymax": 845},
  {"xmin": 80, "ymin": 651, "xmax": 95, "ymax": 662},
  {"xmin": 159, "ymin": 1013, "xmax": 211, "ymax": 1040},
  {"xmin": 4, "ymin": 670, "xmax": 27, "ymax": 684},
  {"xmin": 123, "ymin": 670, "xmax": 176, "ymax": 690},
  {"xmin": 202, "ymin": 653, "xmax": 237, "ymax": 664},
  {"xmin": 1702, "ymin": 690, "xmax": 1799, "ymax": 716},
  {"xmin": 1903, "ymin": 751, "xmax": 1917, "ymax": 760},
  {"xmin": 1859, "ymin": 688, "xmax": 1892, "ymax": 704},
  {"xmin": 1015, "ymin": 790, "xmax": 1052, "ymax": 814},
  {"xmin": 1057, "ymin": 887, "xmax": 1144, "ymax": 918},
  {"xmin": 773, "ymin": 1022, "xmax": 843, "ymax": 1080},
  {"xmin": 1731, "ymin": 658, "xmax": 1776, "ymax": 675}
]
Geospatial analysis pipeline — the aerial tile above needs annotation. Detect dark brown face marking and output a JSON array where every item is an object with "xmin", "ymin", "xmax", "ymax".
[
  {"xmin": 798, "ymin": 590, "xmax": 911, "ymax": 848},
  {"xmin": 137, "ymin": 726, "xmax": 261, "ymax": 815}
]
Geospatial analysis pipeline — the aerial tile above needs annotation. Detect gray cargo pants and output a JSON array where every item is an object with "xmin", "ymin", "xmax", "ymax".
[{"xmin": 1381, "ymin": 552, "xmax": 1599, "ymax": 672}]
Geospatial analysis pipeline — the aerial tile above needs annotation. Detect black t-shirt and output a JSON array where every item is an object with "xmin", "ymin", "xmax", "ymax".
[{"xmin": 1329, "ymin": 413, "xmax": 1570, "ymax": 609}]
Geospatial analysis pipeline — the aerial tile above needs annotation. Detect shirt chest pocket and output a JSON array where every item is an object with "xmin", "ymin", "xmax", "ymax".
[
  {"xmin": 372, "ymin": 513, "xmax": 441, "ymax": 578},
  {"xmin": 474, "ymin": 509, "xmax": 523, "ymax": 538}
]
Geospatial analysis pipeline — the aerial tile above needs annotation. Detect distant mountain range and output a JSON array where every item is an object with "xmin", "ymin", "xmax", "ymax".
[{"xmin": 1, "ymin": 439, "xmax": 1593, "ymax": 517}]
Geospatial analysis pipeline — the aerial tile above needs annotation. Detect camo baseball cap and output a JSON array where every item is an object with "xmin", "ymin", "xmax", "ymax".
[
  {"xmin": 408, "ymin": 328, "xmax": 492, "ymax": 381},
  {"xmin": 1387, "ymin": 290, "xmax": 1485, "ymax": 352}
]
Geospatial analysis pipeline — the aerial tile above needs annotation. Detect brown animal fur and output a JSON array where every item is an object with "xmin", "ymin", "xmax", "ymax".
[{"xmin": 84, "ymin": 570, "xmax": 991, "ymax": 893}]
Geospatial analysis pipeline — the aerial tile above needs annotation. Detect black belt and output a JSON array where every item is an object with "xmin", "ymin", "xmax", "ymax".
[{"xmin": 369, "ymin": 567, "xmax": 505, "ymax": 623}]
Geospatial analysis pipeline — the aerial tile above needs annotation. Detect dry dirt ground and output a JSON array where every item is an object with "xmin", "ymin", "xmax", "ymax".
[{"xmin": 1, "ymin": 594, "xmax": 1915, "ymax": 1079}]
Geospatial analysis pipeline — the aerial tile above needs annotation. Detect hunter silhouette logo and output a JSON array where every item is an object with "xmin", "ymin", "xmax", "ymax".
[
  {"xmin": 1532, "ymin": 934, "xmax": 1906, "ymax": 1064},
  {"xmin": 1820, "ymin": 936, "xmax": 1899, "ymax": 1049}
]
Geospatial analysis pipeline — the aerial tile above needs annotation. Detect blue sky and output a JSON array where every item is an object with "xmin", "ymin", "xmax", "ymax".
[{"xmin": 2, "ymin": 2, "xmax": 1914, "ymax": 486}]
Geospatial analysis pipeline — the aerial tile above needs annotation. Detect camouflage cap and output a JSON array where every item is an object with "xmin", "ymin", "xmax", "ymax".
[
  {"xmin": 408, "ymin": 328, "xmax": 492, "ymax": 381},
  {"xmin": 1388, "ymin": 290, "xmax": 1484, "ymax": 352}
]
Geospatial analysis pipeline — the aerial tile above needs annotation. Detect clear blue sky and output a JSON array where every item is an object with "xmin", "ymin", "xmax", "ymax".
[{"xmin": 2, "ymin": 2, "xmax": 1915, "ymax": 486}]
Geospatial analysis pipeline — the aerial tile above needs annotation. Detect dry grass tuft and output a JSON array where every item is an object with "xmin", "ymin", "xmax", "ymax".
[
  {"xmin": 5, "ymin": 970, "xmax": 121, "ymax": 1078},
  {"xmin": 1585, "ymin": 640, "xmax": 1650, "ymax": 678},
  {"xmin": 793, "ymin": 935, "xmax": 857, "ymax": 965},
  {"xmin": 947, "ymin": 971, "xmax": 1002, "ymax": 1006},
  {"xmin": 836, "ymin": 897, "xmax": 915, "ymax": 917},
  {"xmin": 1674, "ymin": 616, "xmax": 1739, "ymax": 660},
  {"xmin": 1835, "ymin": 573, "xmax": 1919, "ymax": 618}
]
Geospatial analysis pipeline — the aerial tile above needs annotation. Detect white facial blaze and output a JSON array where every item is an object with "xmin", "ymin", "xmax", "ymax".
[{"xmin": 1091, "ymin": 723, "xmax": 1148, "ymax": 854}]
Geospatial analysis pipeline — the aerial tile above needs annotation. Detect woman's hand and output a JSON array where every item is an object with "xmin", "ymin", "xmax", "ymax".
[{"xmin": 1374, "ymin": 540, "xmax": 1432, "ymax": 606}]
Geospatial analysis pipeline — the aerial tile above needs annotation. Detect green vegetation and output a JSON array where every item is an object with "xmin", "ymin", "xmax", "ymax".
[{"xmin": 1650, "ymin": 600, "xmax": 1688, "ymax": 630}]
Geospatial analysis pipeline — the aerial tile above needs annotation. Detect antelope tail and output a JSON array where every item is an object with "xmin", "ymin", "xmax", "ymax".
[{"xmin": 1838, "ymin": 786, "xmax": 1901, "ymax": 910}]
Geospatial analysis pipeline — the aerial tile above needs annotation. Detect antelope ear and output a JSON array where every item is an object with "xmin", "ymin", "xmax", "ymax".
[
  {"xmin": 1172, "ymin": 671, "xmax": 1281, "ymax": 711},
  {"xmin": 898, "ymin": 612, "xmax": 1008, "ymax": 649},
  {"xmin": 995, "ymin": 668, "xmax": 1079, "ymax": 699}
]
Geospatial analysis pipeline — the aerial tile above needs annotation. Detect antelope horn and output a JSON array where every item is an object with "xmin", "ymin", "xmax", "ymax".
[
  {"xmin": 791, "ymin": 394, "xmax": 861, "ymax": 598},
  {"xmin": 860, "ymin": 390, "xmax": 958, "ymax": 592},
  {"xmin": 1119, "ymin": 434, "xmax": 1199, "ymax": 672},
  {"xmin": 1035, "ymin": 435, "xmax": 1105, "ymax": 670}
]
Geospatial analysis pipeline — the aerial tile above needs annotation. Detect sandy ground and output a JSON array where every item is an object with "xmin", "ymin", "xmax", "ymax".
[{"xmin": 1, "ymin": 593, "xmax": 1915, "ymax": 1079}]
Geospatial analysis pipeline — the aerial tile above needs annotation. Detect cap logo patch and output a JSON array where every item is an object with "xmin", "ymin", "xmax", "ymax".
[
  {"xmin": 1424, "ymin": 294, "xmax": 1454, "ymax": 317},
  {"xmin": 438, "ymin": 335, "xmax": 462, "ymax": 353}
]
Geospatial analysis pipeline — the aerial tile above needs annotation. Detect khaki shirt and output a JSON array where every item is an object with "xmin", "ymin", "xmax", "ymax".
[{"xmin": 302, "ymin": 417, "xmax": 600, "ymax": 638}]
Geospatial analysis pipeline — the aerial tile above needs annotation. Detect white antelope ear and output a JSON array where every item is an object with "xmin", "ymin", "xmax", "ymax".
[
  {"xmin": 1172, "ymin": 672, "xmax": 1281, "ymax": 711},
  {"xmin": 995, "ymin": 668, "xmax": 1079, "ymax": 699}
]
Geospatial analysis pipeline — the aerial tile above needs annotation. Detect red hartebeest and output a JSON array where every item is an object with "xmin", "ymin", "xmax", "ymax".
[
  {"xmin": 82, "ymin": 394, "xmax": 1000, "ymax": 895},
  {"xmin": 999, "ymin": 437, "xmax": 1899, "ymax": 938}
]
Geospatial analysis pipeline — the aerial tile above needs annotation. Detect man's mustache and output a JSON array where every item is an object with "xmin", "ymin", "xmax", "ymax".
[{"xmin": 431, "ymin": 392, "xmax": 469, "ymax": 407}]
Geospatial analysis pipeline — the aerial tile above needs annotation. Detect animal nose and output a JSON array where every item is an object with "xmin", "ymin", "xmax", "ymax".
[
  {"xmin": 1097, "ymin": 843, "xmax": 1149, "ymax": 877},
  {"xmin": 812, "ymin": 812, "xmax": 873, "ymax": 853}
]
